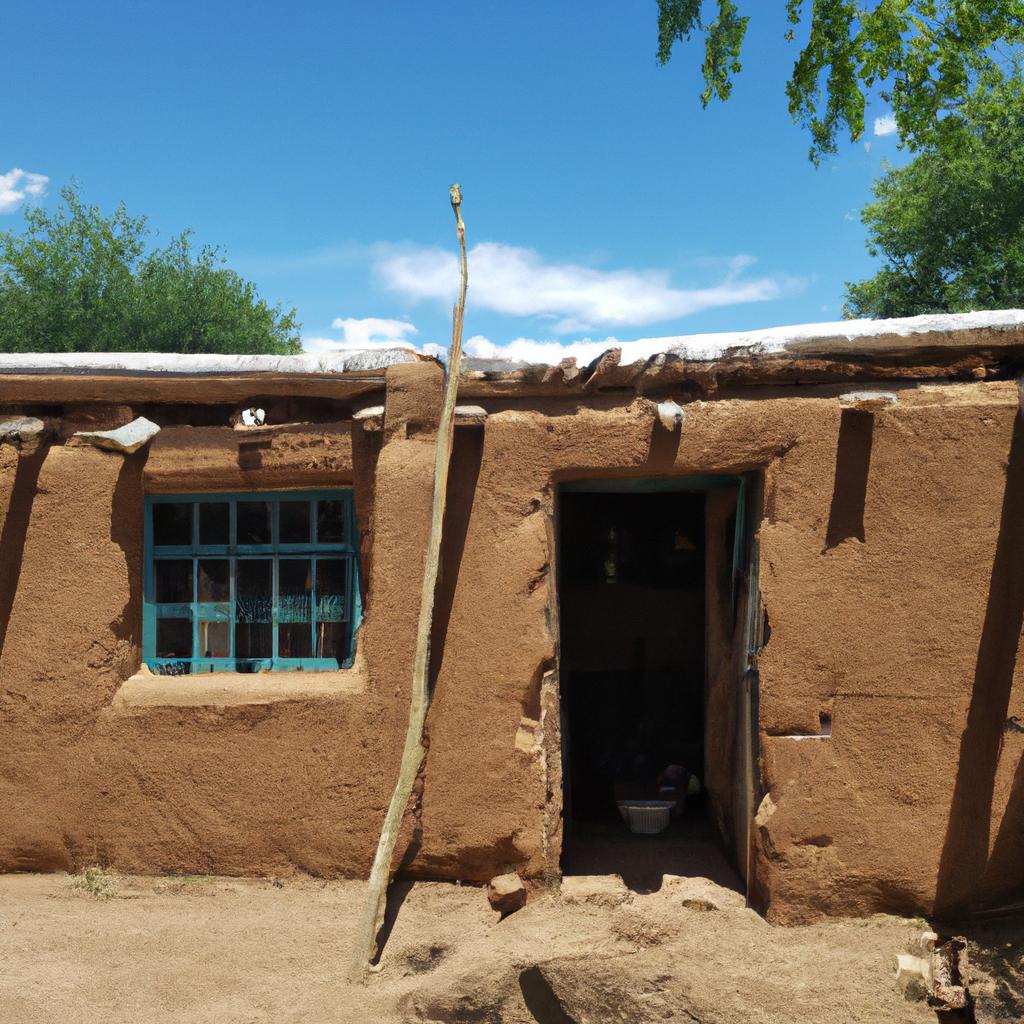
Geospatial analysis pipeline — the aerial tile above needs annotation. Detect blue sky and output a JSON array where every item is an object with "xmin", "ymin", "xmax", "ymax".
[{"xmin": 2, "ymin": 1, "xmax": 905, "ymax": 359}]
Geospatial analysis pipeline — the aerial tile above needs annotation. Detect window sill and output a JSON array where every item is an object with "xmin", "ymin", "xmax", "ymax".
[{"xmin": 111, "ymin": 664, "xmax": 366, "ymax": 710}]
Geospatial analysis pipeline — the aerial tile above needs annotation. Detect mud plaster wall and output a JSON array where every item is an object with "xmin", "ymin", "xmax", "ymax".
[
  {"xmin": 0, "ymin": 363, "xmax": 439, "ymax": 878},
  {"xmin": 1, "ymin": 376, "xmax": 1023, "ymax": 926},
  {"xmin": 414, "ymin": 380, "xmax": 1024, "ymax": 921}
]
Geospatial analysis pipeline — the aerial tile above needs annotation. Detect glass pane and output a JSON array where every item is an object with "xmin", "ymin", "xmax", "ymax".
[
  {"xmin": 316, "ymin": 620, "xmax": 347, "ymax": 660},
  {"xmin": 198, "ymin": 559, "xmax": 230, "ymax": 602},
  {"xmin": 235, "ymin": 559, "xmax": 272, "ymax": 662},
  {"xmin": 279, "ymin": 501, "xmax": 311, "ymax": 544},
  {"xmin": 153, "ymin": 503, "xmax": 191, "ymax": 546},
  {"xmin": 316, "ymin": 559, "xmax": 347, "ymax": 622},
  {"xmin": 235, "ymin": 623, "xmax": 272, "ymax": 660},
  {"xmin": 199, "ymin": 502, "xmax": 230, "ymax": 545},
  {"xmin": 317, "ymin": 499, "xmax": 346, "ymax": 543},
  {"xmin": 279, "ymin": 623, "xmax": 312, "ymax": 658},
  {"xmin": 236, "ymin": 560, "xmax": 272, "ymax": 621},
  {"xmin": 156, "ymin": 617, "xmax": 192, "ymax": 658},
  {"xmin": 155, "ymin": 559, "xmax": 193, "ymax": 603},
  {"xmin": 237, "ymin": 501, "xmax": 271, "ymax": 545},
  {"xmin": 199, "ymin": 620, "xmax": 230, "ymax": 658},
  {"xmin": 279, "ymin": 559, "xmax": 312, "ymax": 621}
]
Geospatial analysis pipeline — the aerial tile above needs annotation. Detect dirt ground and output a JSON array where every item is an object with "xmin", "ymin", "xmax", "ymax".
[{"xmin": 0, "ymin": 871, "xmax": 1019, "ymax": 1024}]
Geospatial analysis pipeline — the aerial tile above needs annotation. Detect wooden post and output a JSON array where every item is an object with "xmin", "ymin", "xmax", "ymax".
[{"xmin": 348, "ymin": 185, "xmax": 468, "ymax": 981}]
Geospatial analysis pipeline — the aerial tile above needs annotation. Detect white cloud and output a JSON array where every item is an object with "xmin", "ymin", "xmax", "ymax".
[
  {"xmin": 873, "ymin": 114, "xmax": 898, "ymax": 137},
  {"xmin": 374, "ymin": 241, "xmax": 795, "ymax": 332},
  {"xmin": 331, "ymin": 316, "xmax": 418, "ymax": 347},
  {"xmin": 303, "ymin": 316, "xmax": 419, "ymax": 354},
  {"xmin": 0, "ymin": 168, "xmax": 48, "ymax": 214}
]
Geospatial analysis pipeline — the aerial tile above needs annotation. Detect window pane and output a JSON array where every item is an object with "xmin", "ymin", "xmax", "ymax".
[
  {"xmin": 199, "ymin": 620, "xmax": 230, "ymax": 658},
  {"xmin": 316, "ymin": 621, "xmax": 348, "ymax": 660},
  {"xmin": 157, "ymin": 617, "xmax": 192, "ymax": 658},
  {"xmin": 153, "ymin": 503, "xmax": 191, "ymax": 546},
  {"xmin": 317, "ymin": 500, "xmax": 346, "ymax": 543},
  {"xmin": 199, "ymin": 502, "xmax": 230, "ymax": 545},
  {"xmin": 198, "ymin": 559, "xmax": 230, "ymax": 602},
  {"xmin": 236, "ymin": 560, "xmax": 272, "ymax": 619},
  {"xmin": 280, "ymin": 501, "xmax": 311, "ymax": 544},
  {"xmin": 279, "ymin": 559, "xmax": 312, "ymax": 618},
  {"xmin": 279, "ymin": 623, "xmax": 312, "ymax": 658},
  {"xmin": 316, "ymin": 559, "xmax": 347, "ymax": 622},
  {"xmin": 155, "ymin": 559, "xmax": 193, "ymax": 603},
  {"xmin": 235, "ymin": 623, "xmax": 272, "ymax": 660},
  {"xmin": 237, "ymin": 501, "xmax": 271, "ymax": 545}
]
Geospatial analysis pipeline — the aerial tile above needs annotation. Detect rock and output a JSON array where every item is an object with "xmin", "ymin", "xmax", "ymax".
[
  {"xmin": 453, "ymin": 404, "xmax": 488, "ymax": 426},
  {"xmin": 656, "ymin": 400, "xmax": 684, "ymax": 431},
  {"xmin": 894, "ymin": 953, "xmax": 932, "ymax": 1002},
  {"xmin": 0, "ymin": 416, "xmax": 45, "ymax": 451},
  {"xmin": 487, "ymin": 872, "xmax": 527, "ymax": 916},
  {"xmin": 71, "ymin": 416, "xmax": 160, "ymax": 454},
  {"xmin": 839, "ymin": 390, "xmax": 899, "ymax": 410},
  {"xmin": 560, "ymin": 874, "xmax": 631, "ymax": 908},
  {"xmin": 353, "ymin": 405, "xmax": 384, "ymax": 432}
]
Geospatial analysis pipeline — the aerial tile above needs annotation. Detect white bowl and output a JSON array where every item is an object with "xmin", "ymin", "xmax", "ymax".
[{"xmin": 616, "ymin": 799, "xmax": 676, "ymax": 835}]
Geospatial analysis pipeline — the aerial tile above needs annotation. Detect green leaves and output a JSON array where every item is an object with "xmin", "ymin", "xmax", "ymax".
[
  {"xmin": 844, "ymin": 74, "xmax": 1024, "ymax": 316},
  {"xmin": 657, "ymin": 0, "xmax": 750, "ymax": 105},
  {"xmin": 0, "ymin": 183, "xmax": 300, "ymax": 354},
  {"xmin": 655, "ymin": 1, "xmax": 1024, "ymax": 162}
]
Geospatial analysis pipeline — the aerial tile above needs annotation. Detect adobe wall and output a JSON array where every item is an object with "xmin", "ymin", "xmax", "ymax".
[
  {"xmin": 1, "ymin": 373, "xmax": 1022, "ymax": 925},
  {"xmin": 0, "ymin": 363, "xmax": 440, "ymax": 878}
]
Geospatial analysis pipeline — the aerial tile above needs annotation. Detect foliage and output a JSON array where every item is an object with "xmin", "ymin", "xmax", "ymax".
[
  {"xmin": 71, "ymin": 865, "xmax": 117, "ymax": 899},
  {"xmin": 656, "ymin": 1, "xmax": 1024, "ymax": 161},
  {"xmin": 844, "ymin": 74, "xmax": 1024, "ymax": 316},
  {"xmin": 0, "ymin": 183, "xmax": 300, "ymax": 354}
]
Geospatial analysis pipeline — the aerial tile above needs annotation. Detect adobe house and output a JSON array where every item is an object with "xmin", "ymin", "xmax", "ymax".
[{"xmin": 1, "ymin": 310, "xmax": 1023, "ymax": 925}]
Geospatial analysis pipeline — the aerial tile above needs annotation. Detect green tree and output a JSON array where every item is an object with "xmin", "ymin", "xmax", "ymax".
[
  {"xmin": 0, "ymin": 183, "xmax": 300, "ymax": 354},
  {"xmin": 656, "ymin": 1, "xmax": 1024, "ymax": 161},
  {"xmin": 844, "ymin": 73, "xmax": 1024, "ymax": 316}
]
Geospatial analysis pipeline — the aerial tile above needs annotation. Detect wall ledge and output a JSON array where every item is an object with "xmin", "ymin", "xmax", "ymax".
[{"xmin": 111, "ymin": 666, "xmax": 366, "ymax": 710}]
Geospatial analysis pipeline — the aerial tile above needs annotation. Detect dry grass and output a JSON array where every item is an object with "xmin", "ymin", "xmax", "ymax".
[{"xmin": 69, "ymin": 865, "xmax": 117, "ymax": 899}]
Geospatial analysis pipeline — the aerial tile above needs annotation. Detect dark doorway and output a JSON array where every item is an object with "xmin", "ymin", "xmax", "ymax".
[{"xmin": 558, "ymin": 483, "xmax": 744, "ymax": 893}]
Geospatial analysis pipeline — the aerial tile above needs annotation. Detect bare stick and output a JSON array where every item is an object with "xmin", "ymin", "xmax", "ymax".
[{"xmin": 348, "ymin": 184, "xmax": 468, "ymax": 981}]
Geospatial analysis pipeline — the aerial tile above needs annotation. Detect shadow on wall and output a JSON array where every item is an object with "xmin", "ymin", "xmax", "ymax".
[
  {"xmin": 109, "ymin": 451, "xmax": 148, "ymax": 653},
  {"xmin": 646, "ymin": 417, "xmax": 682, "ymax": 472},
  {"xmin": 825, "ymin": 409, "xmax": 874, "ymax": 550},
  {"xmin": 428, "ymin": 427, "xmax": 484, "ymax": 692},
  {"xmin": 0, "ymin": 447, "xmax": 47, "ymax": 660},
  {"xmin": 935, "ymin": 411, "xmax": 1024, "ymax": 916}
]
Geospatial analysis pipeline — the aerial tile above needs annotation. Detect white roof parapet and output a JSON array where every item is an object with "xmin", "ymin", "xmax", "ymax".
[
  {"xmin": 462, "ymin": 310, "xmax": 1024, "ymax": 373},
  {"xmin": 0, "ymin": 348, "xmax": 421, "ymax": 376},
  {"xmin": 659, "ymin": 309, "xmax": 1024, "ymax": 363}
]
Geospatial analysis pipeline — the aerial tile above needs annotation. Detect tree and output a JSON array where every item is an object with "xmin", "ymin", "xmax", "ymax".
[
  {"xmin": 843, "ymin": 73, "xmax": 1024, "ymax": 316},
  {"xmin": 656, "ymin": 1, "xmax": 1024, "ymax": 161},
  {"xmin": 0, "ymin": 183, "xmax": 300, "ymax": 354}
]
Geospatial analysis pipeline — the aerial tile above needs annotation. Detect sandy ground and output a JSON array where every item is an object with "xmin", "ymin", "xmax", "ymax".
[
  {"xmin": 2, "ymin": 872, "xmax": 1015, "ymax": 1024},
  {"xmin": 0, "ymin": 870, "xmax": 1013, "ymax": 1023}
]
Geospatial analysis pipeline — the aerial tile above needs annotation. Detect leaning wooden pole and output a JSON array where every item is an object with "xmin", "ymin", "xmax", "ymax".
[{"xmin": 348, "ymin": 184, "xmax": 468, "ymax": 981}]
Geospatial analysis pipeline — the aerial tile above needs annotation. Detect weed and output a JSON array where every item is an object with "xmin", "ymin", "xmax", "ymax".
[{"xmin": 71, "ymin": 866, "xmax": 117, "ymax": 899}]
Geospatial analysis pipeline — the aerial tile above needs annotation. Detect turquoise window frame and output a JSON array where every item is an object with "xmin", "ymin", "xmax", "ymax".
[{"xmin": 143, "ymin": 490, "xmax": 362, "ymax": 674}]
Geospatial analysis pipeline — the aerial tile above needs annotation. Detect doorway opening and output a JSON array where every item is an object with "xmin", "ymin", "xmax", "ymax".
[{"xmin": 557, "ymin": 477, "xmax": 755, "ymax": 894}]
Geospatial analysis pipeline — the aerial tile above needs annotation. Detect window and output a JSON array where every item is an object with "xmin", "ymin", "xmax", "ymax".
[{"xmin": 143, "ymin": 491, "xmax": 361, "ymax": 674}]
